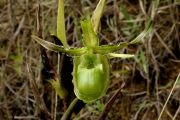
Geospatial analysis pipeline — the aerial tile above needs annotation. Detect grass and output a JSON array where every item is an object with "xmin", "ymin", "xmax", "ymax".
[{"xmin": 0, "ymin": 0, "xmax": 180, "ymax": 119}]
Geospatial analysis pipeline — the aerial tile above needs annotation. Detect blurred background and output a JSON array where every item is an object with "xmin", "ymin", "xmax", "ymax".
[{"xmin": 0, "ymin": 0, "xmax": 180, "ymax": 119}]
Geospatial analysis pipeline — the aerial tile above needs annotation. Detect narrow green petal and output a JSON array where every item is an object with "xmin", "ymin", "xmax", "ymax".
[
  {"xmin": 94, "ymin": 42, "xmax": 129, "ymax": 54},
  {"xmin": 108, "ymin": 53, "xmax": 134, "ymax": 59}
]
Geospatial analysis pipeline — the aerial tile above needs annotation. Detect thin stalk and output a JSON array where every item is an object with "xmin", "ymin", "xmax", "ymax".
[
  {"xmin": 53, "ymin": 55, "xmax": 61, "ymax": 120},
  {"xmin": 61, "ymin": 98, "xmax": 79, "ymax": 120},
  {"xmin": 26, "ymin": 64, "xmax": 51, "ymax": 119}
]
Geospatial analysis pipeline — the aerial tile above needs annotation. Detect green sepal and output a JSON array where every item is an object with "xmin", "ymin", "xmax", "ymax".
[
  {"xmin": 57, "ymin": 0, "xmax": 68, "ymax": 48},
  {"xmin": 32, "ymin": 35, "xmax": 87, "ymax": 55},
  {"xmin": 81, "ymin": 19, "xmax": 99, "ymax": 47},
  {"xmin": 91, "ymin": 0, "xmax": 106, "ymax": 33}
]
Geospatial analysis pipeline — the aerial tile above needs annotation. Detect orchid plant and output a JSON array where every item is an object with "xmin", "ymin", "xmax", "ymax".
[{"xmin": 32, "ymin": 0, "xmax": 152, "ymax": 103}]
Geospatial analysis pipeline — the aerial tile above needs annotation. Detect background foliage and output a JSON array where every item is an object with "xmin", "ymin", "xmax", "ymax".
[{"xmin": 0, "ymin": 0, "xmax": 180, "ymax": 119}]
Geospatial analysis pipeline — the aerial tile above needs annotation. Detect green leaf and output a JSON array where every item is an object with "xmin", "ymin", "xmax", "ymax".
[
  {"xmin": 49, "ymin": 78, "xmax": 67, "ymax": 99},
  {"xmin": 119, "ymin": 4, "xmax": 133, "ymax": 26},
  {"xmin": 91, "ymin": 0, "xmax": 106, "ymax": 33},
  {"xmin": 10, "ymin": 54, "xmax": 23, "ymax": 75},
  {"xmin": 57, "ymin": 0, "xmax": 68, "ymax": 48},
  {"xmin": 32, "ymin": 35, "xmax": 86, "ymax": 55},
  {"xmin": 108, "ymin": 53, "xmax": 134, "ymax": 59},
  {"xmin": 130, "ymin": 19, "xmax": 152, "ymax": 44}
]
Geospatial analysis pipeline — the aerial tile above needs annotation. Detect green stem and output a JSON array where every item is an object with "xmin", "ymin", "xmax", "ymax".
[{"xmin": 61, "ymin": 98, "xmax": 79, "ymax": 120}]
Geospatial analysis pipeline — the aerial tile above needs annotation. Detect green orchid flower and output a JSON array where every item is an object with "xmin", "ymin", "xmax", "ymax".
[{"xmin": 32, "ymin": 0, "xmax": 152, "ymax": 103}]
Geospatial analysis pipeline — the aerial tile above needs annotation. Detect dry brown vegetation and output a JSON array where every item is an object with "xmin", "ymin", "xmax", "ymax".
[{"xmin": 0, "ymin": 0, "xmax": 180, "ymax": 120}]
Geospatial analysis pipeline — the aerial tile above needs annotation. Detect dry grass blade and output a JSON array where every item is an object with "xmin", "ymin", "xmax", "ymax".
[
  {"xmin": 8, "ymin": 0, "xmax": 16, "ymax": 31},
  {"xmin": 158, "ymin": 73, "xmax": 180, "ymax": 120},
  {"xmin": 97, "ymin": 82, "xmax": 125, "ymax": 120},
  {"xmin": 6, "ymin": 16, "xmax": 25, "ymax": 59},
  {"xmin": 154, "ymin": 31, "xmax": 177, "ymax": 59},
  {"xmin": 1, "ymin": 0, "xmax": 180, "ymax": 119},
  {"xmin": 130, "ymin": 20, "xmax": 152, "ymax": 44},
  {"xmin": 26, "ymin": 64, "xmax": 51, "ymax": 119},
  {"xmin": 173, "ymin": 105, "xmax": 180, "ymax": 120}
]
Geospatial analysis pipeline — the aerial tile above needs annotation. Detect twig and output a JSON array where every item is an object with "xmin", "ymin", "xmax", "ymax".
[
  {"xmin": 8, "ymin": 0, "xmax": 17, "ymax": 31},
  {"xmin": 36, "ymin": 4, "xmax": 42, "ymax": 38},
  {"xmin": 61, "ymin": 98, "xmax": 79, "ymax": 120},
  {"xmin": 158, "ymin": 73, "xmax": 180, "ymax": 120},
  {"xmin": 173, "ymin": 105, "xmax": 180, "ymax": 120},
  {"xmin": 7, "ymin": 0, "xmax": 22, "ymax": 58},
  {"xmin": 97, "ymin": 82, "xmax": 126, "ymax": 120},
  {"xmin": 28, "ymin": 4, "xmax": 52, "ymax": 119},
  {"xmin": 6, "ymin": 15, "xmax": 25, "ymax": 59},
  {"xmin": 26, "ymin": 64, "xmax": 51, "ymax": 119},
  {"xmin": 154, "ymin": 31, "xmax": 176, "ymax": 59}
]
